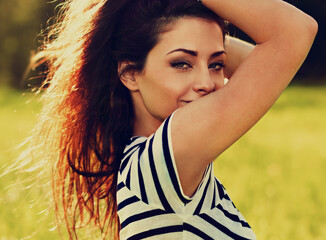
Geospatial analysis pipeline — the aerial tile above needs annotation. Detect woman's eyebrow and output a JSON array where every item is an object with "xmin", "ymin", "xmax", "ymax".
[
  {"xmin": 166, "ymin": 48, "xmax": 197, "ymax": 56},
  {"xmin": 166, "ymin": 48, "xmax": 226, "ymax": 57},
  {"xmin": 211, "ymin": 50, "xmax": 226, "ymax": 58}
]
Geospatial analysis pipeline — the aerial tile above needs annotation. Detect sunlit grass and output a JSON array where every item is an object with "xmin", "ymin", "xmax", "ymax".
[
  {"xmin": 0, "ymin": 87, "xmax": 60, "ymax": 240},
  {"xmin": 0, "ymin": 85, "xmax": 325, "ymax": 239},
  {"xmin": 216, "ymin": 86, "xmax": 326, "ymax": 240}
]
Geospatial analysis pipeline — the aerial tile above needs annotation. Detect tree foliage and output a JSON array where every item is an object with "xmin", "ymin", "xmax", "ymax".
[{"xmin": 0, "ymin": 0, "xmax": 58, "ymax": 88}]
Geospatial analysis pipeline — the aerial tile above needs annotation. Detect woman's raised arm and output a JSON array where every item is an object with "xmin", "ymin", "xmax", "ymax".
[
  {"xmin": 172, "ymin": 0, "xmax": 318, "ymax": 196},
  {"xmin": 224, "ymin": 36, "xmax": 255, "ymax": 79}
]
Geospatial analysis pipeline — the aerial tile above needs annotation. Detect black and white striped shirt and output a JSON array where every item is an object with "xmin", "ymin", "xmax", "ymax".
[{"xmin": 117, "ymin": 112, "xmax": 256, "ymax": 239}]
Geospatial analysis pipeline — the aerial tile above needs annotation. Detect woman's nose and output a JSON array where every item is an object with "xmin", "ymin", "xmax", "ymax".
[{"xmin": 193, "ymin": 70, "xmax": 221, "ymax": 95}]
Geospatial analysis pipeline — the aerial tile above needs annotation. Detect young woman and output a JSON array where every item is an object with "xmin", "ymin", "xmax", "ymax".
[{"xmin": 31, "ymin": 0, "xmax": 317, "ymax": 239}]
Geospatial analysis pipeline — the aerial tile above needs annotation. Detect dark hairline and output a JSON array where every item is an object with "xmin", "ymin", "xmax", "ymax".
[{"xmin": 136, "ymin": 15, "xmax": 226, "ymax": 73}]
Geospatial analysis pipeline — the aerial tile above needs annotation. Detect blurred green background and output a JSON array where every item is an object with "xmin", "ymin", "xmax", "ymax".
[{"xmin": 0, "ymin": 0, "xmax": 325, "ymax": 239}]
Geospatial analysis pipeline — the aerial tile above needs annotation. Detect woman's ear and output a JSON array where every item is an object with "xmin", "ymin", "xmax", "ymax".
[{"xmin": 118, "ymin": 61, "xmax": 139, "ymax": 91}]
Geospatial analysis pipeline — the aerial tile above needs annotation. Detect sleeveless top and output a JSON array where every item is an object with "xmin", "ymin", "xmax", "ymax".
[{"xmin": 117, "ymin": 112, "xmax": 257, "ymax": 240}]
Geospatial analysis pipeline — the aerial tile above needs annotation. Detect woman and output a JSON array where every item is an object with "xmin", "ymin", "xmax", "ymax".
[{"xmin": 31, "ymin": 0, "xmax": 317, "ymax": 239}]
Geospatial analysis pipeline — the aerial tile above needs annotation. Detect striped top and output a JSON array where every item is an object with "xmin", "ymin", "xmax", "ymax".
[{"xmin": 117, "ymin": 112, "xmax": 256, "ymax": 240}]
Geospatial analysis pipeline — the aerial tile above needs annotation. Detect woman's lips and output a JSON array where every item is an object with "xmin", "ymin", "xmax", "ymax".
[{"xmin": 179, "ymin": 100, "xmax": 193, "ymax": 106}]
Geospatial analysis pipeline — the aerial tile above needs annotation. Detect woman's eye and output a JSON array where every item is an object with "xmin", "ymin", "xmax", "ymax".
[
  {"xmin": 171, "ymin": 61, "xmax": 192, "ymax": 70},
  {"xmin": 209, "ymin": 62, "xmax": 225, "ymax": 71}
]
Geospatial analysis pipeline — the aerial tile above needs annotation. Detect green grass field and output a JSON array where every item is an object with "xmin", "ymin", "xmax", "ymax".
[{"xmin": 0, "ymin": 85, "xmax": 325, "ymax": 239}]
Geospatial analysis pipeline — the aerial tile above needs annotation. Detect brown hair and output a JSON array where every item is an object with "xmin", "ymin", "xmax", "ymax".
[{"xmin": 31, "ymin": 0, "xmax": 225, "ymax": 238}]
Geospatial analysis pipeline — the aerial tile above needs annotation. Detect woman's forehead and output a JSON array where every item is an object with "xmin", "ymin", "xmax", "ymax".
[{"xmin": 155, "ymin": 17, "xmax": 225, "ymax": 55}]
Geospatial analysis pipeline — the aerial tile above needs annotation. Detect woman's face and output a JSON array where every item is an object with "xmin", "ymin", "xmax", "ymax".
[{"xmin": 130, "ymin": 17, "xmax": 226, "ymax": 134}]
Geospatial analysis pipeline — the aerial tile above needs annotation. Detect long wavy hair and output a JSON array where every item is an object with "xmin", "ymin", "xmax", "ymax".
[{"xmin": 31, "ymin": 0, "xmax": 225, "ymax": 238}]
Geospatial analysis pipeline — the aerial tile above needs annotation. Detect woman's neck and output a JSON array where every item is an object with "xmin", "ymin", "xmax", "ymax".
[{"xmin": 131, "ymin": 91, "xmax": 162, "ymax": 137}]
